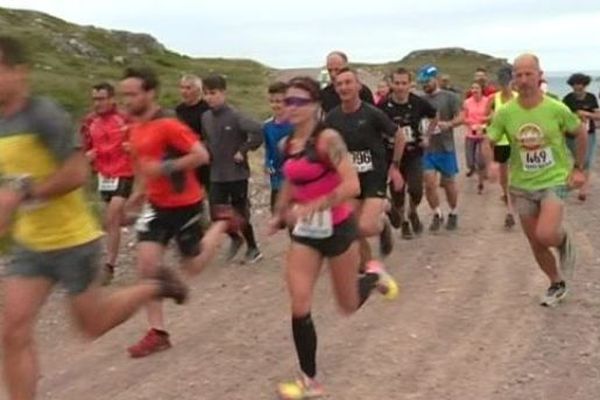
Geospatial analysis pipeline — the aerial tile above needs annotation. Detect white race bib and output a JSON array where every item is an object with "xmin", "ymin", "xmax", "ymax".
[
  {"xmin": 135, "ymin": 203, "xmax": 156, "ymax": 233},
  {"xmin": 402, "ymin": 126, "xmax": 416, "ymax": 143},
  {"xmin": 351, "ymin": 150, "xmax": 374, "ymax": 173},
  {"xmin": 98, "ymin": 175, "xmax": 119, "ymax": 191},
  {"xmin": 293, "ymin": 209, "xmax": 333, "ymax": 239},
  {"xmin": 521, "ymin": 147, "xmax": 555, "ymax": 171}
]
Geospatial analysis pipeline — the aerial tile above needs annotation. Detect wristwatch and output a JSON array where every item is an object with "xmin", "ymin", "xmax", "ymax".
[{"xmin": 5, "ymin": 175, "xmax": 34, "ymax": 201}]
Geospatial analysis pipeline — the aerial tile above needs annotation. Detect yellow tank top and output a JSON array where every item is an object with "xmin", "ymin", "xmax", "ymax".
[{"xmin": 493, "ymin": 91, "xmax": 518, "ymax": 145}]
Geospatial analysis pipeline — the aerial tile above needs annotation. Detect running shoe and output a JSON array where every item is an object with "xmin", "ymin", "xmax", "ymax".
[
  {"xmin": 446, "ymin": 214, "xmax": 458, "ymax": 231},
  {"xmin": 155, "ymin": 267, "xmax": 189, "ymax": 304},
  {"xmin": 128, "ymin": 329, "xmax": 172, "ymax": 358},
  {"xmin": 466, "ymin": 169, "xmax": 475, "ymax": 178},
  {"xmin": 408, "ymin": 211, "xmax": 423, "ymax": 235},
  {"xmin": 401, "ymin": 221, "xmax": 413, "ymax": 240},
  {"xmin": 504, "ymin": 213, "xmax": 516, "ymax": 229},
  {"xmin": 244, "ymin": 247, "xmax": 263, "ymax": 264},
  {"xmin": 226, "ymin": 236, "xmax": 244, "ymax": 262},
  {"xmin": 429, "ymin": 213, "xmax": 444, "ymax": 232},
  {"xmin": 379, "ymin": 220, "xmax": 394, "ymax": 257},
  {"xmin": 277, "ymin": 373, "xmax": 324, "ymax": 399},
  {"xmin": 558, "ymin": 232, "xmax": 576, "ymax": 280},
  {"xmin": 477, "ymin": 183, "xmax": 484, "ymax": 195},
  {"xmin": 366, "ymin": 260, "xmax": 399, "ymax": 300},
  {"xmin": 540, "ymin": 281, "xmax": 568, "ymax": 307}
]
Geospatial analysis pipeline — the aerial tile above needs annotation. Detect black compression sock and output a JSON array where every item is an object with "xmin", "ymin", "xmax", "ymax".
[
  {"xmin": 292, "ymin": 313, "xmax": 317, "ymax": 378},
  {"xmin": 358, "ymin": 272, "xmax": 379, "ymax": 308}
]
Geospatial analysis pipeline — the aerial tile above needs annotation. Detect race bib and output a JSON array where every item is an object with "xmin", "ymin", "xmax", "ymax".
[
  {"xmin": 351, "ymin": 150, "xmax": 374, "ymax": 173},
  {"xmin": 293, "ymin": 209, "xmax": 333, "ymax": 239},
  {"xmin": 98, "ymin": 175, "xmax": 119, "ymax": 192},
  {"xmin": 135, "ymin": 203, "xmax": 157, "ymax": 233},
  {"xmin": 520, "ymin": 147, "xmax": 555, "ymax": 171},
  {"xmin": 401, "ymin": 126, "xmax": 416, "ymax": 143}
]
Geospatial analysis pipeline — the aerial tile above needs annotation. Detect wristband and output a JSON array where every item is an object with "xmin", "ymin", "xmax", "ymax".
[{"xmin": 160, "ymin": 160, "xmax": 177, "ymax": 175}]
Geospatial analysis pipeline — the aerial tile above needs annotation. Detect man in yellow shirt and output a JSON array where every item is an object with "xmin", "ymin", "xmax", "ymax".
[{"xmin": 0, "ymin": 36, "xmax": 187, "ymax": 400}]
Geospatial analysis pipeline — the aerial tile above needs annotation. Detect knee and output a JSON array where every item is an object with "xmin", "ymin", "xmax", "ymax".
[
  {"xmin": 137, "ymin": 257, "xmax": 160, "ymax": 277},
  {"xmin": 358, "ymin": 219, "xmax": 379, "ymax": 237},
  {"xmin": 535, "ymin": 227, "xmax": 560, "ymax": 248}
]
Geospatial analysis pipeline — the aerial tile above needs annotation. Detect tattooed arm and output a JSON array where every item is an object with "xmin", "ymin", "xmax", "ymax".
[{"xmin": 315, "ymin": 128, "xmax": 360, "ymax": 208}]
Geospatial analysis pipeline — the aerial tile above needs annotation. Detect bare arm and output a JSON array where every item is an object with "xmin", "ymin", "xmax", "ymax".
[
  {"xmin": 568, "ymin": 123, "xmax": 588, "ymax": 169},
  {"xmin": 31, "ymin": 151, "xmax": 89, "ymax": 200},
  {"xmin": 320, "ymin": 129, "xmax": 361, "ymax": 206},
  {"xmin": 390, "ymin": 127, "xmax": 407, "ymax": 165}
]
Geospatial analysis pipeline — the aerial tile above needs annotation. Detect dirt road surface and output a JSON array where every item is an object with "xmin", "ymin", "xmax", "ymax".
[{"xmin": 1, "ymin": 135, "xmax": 599, "ymax": 400}]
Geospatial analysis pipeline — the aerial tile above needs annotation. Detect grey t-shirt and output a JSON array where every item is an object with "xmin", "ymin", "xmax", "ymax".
[
  {"xmin": 420, "ymin": 89, "xmax": 461, "ymax": 153},
  {"xmin": 201, "ymin": 104, "xmax": 263, "ymax": 183}
]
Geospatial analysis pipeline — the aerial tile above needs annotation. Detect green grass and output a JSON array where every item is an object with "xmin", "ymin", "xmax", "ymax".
[{"xmin": 0, "ymin": 7, "xmax": 272, "ymax": 119}]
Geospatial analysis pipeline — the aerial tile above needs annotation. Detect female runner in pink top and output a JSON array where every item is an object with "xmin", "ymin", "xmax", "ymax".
[
  {"xmin": 462, "ymin": 81, "xmax": 491, "ymax": 193},
  {"xmin": 268, "ymin": 77, "xmax": 394, "ymax": 399}
]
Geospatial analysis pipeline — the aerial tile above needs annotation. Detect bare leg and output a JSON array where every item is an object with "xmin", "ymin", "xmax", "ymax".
[
  {"xmin": 105, "ymin": 196, "xmax": 127, "ymax": 266},
  {"xmin": 2, "ymin": 277, "xmax": 53, "ymax": 400},
  {"xmin": 136, "ymin": 242, "xmax": 166, "ymax": 330}
]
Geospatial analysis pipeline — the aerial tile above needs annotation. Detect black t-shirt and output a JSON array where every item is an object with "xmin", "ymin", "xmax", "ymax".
[
  {"xmin": 175, "ymin": 100, "xmax": 210, "ymax": 140},
  {"xmin": 378, "ymin": 93, "xmax": 437, "ymax": 155},
  {"xmin": 325, "ymin": 102, "xmax": 397, "ymax": 174},
  {"xmin": 320, "ymin": 84, "xmax": 374, "ymax": 113},
  {"xmin": 562, "ymin": 92, "xmax": 599, "ymax": 134}
]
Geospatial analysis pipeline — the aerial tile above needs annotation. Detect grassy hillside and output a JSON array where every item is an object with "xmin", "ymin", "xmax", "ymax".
[
  {"xmin": 0, "ymin": 7, "xmax": 272, "ymax": 119},
  {"xmin": 357, "ymin": 48, "xmax": 510, "ymax": 93}
]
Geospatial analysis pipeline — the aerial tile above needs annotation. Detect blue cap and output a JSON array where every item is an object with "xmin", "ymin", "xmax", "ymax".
[{"xmin": 417, "ymin": 64, "xmax": 439, "ymax": 83}]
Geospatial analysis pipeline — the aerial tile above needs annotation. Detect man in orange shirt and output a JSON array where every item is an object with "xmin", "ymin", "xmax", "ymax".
[{"xmin": 121, "ymin": 67, "xmax": 242, "ymax": 358}]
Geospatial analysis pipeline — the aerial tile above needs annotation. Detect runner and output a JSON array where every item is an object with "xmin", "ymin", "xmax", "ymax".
[
  {"xmin": 465, "ymin": 67, "xmax": 497, "ymax": 98},
  {"xmin": 325, "ymin": 67, "xmax": 403, "ymax": 280},
  {"xmin": 484, "ymin": 54, "xmax": 587, "ymax": 306},
  {"xmin": 175, "ymin": 74, "xmax": 211, "ymax": 193},
  {"xmin": 0, "ymin": 36, "xmax": 187, "ymax": 400},
  {"xmin": 264, "ymin": 81, "xmax": 294, "ymax": 212},
  {"xmin": 80, "ymin": 82, "xmax": 133, "ymax": 284},
  {"xmin": 202, "ymin": 74, "xmax": 264, "ymax": 264},
  {"xmin": 379, "ymin": 67, "xmax": 438, "ymax": 239},
  {"xmin": 485, "ymin": 66, "xmax": 517, "ymax": 228},
  {"xmin": 270, "ymin": 77, "xmax": 396, "ymax": 399},
  {"xmin": 462, "ymin": 81, "xmax": 491, "ymax": 193},
  {"xmin": 439, "ymin": 74, "xmax": 459, "ymax": 94},
  {"xmin": 373, "ymin": 79, "xmax": 390, "ymax": 106},
  {"xmin": 120, "ymin": 67, "xmax": 242, "ymax": 357},
  {"xmin": 417, "ymin": 65, "xmax": 463, "ymax": 231},
  {"xmin": 562, "ymin": 73, "xmax": 600, "ymax": 202},
  {"xmin": 320, "ymin": 51, "xmax": 374, "ymax": 113}
]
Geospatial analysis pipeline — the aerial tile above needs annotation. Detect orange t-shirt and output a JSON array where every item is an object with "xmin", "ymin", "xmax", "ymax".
[{"xmin": 130, "ymin": 117, "xmax": 204, "ymax": 208}]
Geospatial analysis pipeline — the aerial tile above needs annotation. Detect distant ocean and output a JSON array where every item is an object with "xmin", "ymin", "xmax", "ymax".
[{"xmin": 545, "ymin": 71, "xmax": 600, "ymax": 99}]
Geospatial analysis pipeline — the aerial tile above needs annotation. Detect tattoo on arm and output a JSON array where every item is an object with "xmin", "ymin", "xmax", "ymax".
[{"xmin": 327, "ymin": 135, "xmax": 348, "ymax": 166}]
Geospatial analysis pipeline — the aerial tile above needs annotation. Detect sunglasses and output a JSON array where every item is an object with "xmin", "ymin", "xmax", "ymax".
[{"xmin": 284, "ymin": 96, "xmax": 313, "ymax": 107}]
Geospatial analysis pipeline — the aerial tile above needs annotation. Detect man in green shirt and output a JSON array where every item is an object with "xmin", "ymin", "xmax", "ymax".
[{"xmin": 485, "ymin": 53, "xmax": 587, "ymax": 307}]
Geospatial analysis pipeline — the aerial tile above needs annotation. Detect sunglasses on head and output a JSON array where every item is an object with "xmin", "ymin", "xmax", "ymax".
[{"xmin": 284, "ymin": 96, "xmax": 313, "ymax": 107}]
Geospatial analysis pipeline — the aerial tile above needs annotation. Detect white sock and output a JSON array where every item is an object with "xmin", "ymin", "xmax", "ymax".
[
  {"xmin": 434, "ymin": 207, "xmax": 442, "ymax": 216},
  {"xmin": 449, "ymin": 208, "xmax": 458, "ymax": 216}
]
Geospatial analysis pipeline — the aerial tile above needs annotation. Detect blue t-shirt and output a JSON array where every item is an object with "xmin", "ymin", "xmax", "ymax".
[{"xmin": 263, "ymin": 117, "xmax": 293, "ymax": 189}]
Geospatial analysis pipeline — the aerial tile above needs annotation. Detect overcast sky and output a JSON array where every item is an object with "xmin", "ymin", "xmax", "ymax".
[{"xmin": 2, "ymin": 0, "xmax": 599, "ymax": 72}]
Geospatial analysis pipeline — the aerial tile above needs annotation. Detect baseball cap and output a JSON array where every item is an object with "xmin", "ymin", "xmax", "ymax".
[{"xmin": 417, "ymin": 64, "xmax": 439, "ymax": 83}]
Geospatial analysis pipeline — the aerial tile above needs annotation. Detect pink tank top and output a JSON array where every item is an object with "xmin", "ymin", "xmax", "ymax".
[{"xmin": 282, "ymin": 136, "xmax": 352, "ymax": 226}]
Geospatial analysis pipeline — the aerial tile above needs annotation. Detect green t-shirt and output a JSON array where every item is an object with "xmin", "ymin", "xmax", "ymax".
[{"xmin": 488, "ymin": 96, "xmax": 581, "ymax": 191}]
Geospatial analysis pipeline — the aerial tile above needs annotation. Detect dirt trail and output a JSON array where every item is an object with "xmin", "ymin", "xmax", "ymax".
[{"xmin": 1, "ymin": 136, "xmax": 599, "ymax": 400}]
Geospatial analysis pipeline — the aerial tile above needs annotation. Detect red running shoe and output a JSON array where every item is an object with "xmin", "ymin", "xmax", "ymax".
[{"xmin": 128, "ymin": 329, "xmax": 171, "ymax": 358}]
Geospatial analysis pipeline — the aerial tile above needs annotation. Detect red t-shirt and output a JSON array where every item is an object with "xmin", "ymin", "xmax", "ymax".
[
  {"xmin": 80, "ymin": 108, "xmax": 134, "ymax": 177},
  {"xmin": 130, "ymin": 117, "xmax": 204, "ymax": 208}
]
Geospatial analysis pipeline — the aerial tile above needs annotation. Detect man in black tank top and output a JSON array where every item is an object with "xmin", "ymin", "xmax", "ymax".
[{"xmin": 325, "ymin": 68, "xmax": 406, "ymax": 270}]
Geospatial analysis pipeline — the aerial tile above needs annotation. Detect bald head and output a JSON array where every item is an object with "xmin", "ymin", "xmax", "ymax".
[
  {"xmin": 513, "ymin": 53, "xmax": 541, "ymax": 71},
  {"xmin": 513, "ymin": 53, "xmax": 543, "ymax": 99},
  {"xmin": 326, "ymin": 51, "xmax": 349, "ymax": 81}
]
